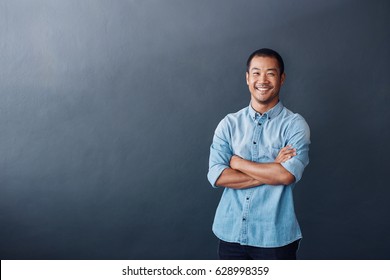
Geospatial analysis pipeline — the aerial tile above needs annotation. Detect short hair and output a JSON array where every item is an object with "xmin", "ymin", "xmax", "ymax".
[{"xmin": 246, "ymin": 48, "xmax": 284, "ymax": 75}]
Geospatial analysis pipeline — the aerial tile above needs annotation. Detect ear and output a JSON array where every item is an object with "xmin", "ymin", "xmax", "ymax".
[
  {"xmin": 246, "ymin": 72, "xmax": 249, "ymax": 85},
  {"xmin": 281, "ymin": 72, "xmax": 286, "ymax": 85}
]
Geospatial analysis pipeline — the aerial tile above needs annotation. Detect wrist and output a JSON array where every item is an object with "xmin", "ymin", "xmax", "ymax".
[{"xmin": 230, "ymin": 155, "xmax": 242, "ymax": 170}]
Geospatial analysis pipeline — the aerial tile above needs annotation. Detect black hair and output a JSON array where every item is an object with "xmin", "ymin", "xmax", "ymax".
[{"xmin": 246, "ymin": 48, "xmax": 284, "ymax": 75}]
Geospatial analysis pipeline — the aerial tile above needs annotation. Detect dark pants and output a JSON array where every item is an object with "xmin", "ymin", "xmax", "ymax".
[{"xmin": 218, "ymin": 239, "xmax": 300, "ymax": 260}]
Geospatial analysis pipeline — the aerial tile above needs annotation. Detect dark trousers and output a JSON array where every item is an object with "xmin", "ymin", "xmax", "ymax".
[{"xmin": 218, "ymin": 239, "xmax": 300, "ymax": 260}]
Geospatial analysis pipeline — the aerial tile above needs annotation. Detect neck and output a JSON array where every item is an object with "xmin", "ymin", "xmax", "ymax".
[{"xmin": 251, "ymin": 99, "xmax": 279, "ymax": 114}]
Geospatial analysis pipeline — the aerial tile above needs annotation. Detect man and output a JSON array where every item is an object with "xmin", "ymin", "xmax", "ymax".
[{"xmin": 207, "ymin": 48, "xmax": 310, "ymax": 260}]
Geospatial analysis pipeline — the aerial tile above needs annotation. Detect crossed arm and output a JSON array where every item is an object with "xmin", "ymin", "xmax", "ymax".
[{"xmin": 215, "ymin": 146, "xmax": 296, "ymax": 189}]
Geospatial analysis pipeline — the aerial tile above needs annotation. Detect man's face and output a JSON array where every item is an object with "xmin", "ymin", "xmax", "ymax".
[{"xmin": 246, "ymin": 56, "xmax": 285, "ymax": 109}]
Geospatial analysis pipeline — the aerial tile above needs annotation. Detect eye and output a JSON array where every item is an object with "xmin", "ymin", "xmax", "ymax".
[
  {"xmin": 267, "ymin": 72, "xmax": 275, "ymax": 77},
  {"xmin": 252, "ymin": 72, "xmax": 259, "ymax": 76}
]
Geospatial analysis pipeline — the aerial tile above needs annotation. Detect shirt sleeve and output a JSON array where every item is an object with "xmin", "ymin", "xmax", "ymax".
[
  {"xmin": 280, "ymin": 115, "xmax": 310, "ymax": 183},
  {"xmin": 207, "ymin": 117, "xmax": 233, "ymax": 188}
]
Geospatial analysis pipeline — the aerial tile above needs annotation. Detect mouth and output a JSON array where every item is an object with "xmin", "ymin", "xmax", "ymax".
[{"xmin": 255, "ymin": 85, "xmax": 272, "ymax": 92}]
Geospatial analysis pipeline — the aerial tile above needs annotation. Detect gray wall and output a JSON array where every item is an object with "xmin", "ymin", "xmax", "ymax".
[{"xmin": 0, "ymin": 0, "xmax": 389, "ymax": 259}]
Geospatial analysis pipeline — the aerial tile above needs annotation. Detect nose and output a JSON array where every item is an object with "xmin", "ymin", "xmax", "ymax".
[{"xmin": 258, "ymin": 73, "xmax": 268, "ymax": 83}]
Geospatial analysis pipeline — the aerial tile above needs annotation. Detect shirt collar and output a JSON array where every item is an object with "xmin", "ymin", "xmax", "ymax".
[{"xmin": 248, "ymin": 101, "xmax": 284, "ymax": 122}]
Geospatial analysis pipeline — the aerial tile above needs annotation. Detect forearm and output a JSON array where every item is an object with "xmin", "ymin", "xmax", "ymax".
[
  {"xmin": 231, "ymin": 157, "xmax": 295, "ymax": 185},
  {"xmin": 215, "ymin": 168, "xmax": 263, "ymax": 189}
]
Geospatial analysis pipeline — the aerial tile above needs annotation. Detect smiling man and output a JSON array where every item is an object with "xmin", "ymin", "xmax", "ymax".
[{"xmin": 207, "ymin": 48, "xmax": 310, "ymax": 260}]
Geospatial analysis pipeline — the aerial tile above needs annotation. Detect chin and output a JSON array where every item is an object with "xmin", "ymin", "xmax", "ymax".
[
  {"xmin": 255, "ymin": 95, "xmax": 271, "ymax": 103},
  {"xmin": 255, "ymin": 96, "xmax": 277, "ymax": 105}
]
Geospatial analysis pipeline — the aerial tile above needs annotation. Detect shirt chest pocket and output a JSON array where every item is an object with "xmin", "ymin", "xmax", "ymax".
[
  {"xmin": 257, "ymin": 146, "xmax": 282, "ymax": 162},
  {"xmin": 232, "ymin": 138, "xmax": 284, "ymax": 162}
]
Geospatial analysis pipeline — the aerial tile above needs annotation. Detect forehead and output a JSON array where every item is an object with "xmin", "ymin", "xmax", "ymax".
[{"xmin": 249, "ymin": 56, "xmax": 279, "ymax": 71}]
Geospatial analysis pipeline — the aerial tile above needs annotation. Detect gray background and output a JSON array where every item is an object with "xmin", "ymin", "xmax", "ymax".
[{"xmin": 0, "ymin": 0, "xmax": 389, "ymax": 259}]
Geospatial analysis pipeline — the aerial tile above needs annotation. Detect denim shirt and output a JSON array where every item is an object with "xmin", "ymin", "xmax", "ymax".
[{"xmin": 207, "ymin": 101, "xmax": 310, "ymax": 247}]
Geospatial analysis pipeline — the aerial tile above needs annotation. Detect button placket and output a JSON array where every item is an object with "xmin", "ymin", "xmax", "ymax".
[
  {"xmin": 251, "ymin": 115, "xmax": 267, "ymax": 161},
  {"xmin": 251, "ymin": 119, "xmax": 263, "ymax": 161},
  {"xmin": 239, "ymin": 189, "xmax": 254, "ymax": 244}
]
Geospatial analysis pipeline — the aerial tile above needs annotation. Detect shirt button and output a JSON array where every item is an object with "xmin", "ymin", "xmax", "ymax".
[
  {"xmin": 243, "ymin": 218, "xmax": 246, "ymax": 221},
  {"xmin": 253, "ymin": 141, "xmax": 256, "ymax": 144},
  {"xmin": 246, "ymin": 197, "xmax": 250, "ymax": 200}
]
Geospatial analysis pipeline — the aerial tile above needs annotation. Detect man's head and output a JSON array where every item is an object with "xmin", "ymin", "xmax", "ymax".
[
  {"xmin": 246, "ymin": 48, "xmax": 284, "ymax": 75},
  {"xmin": 246, "ymin": 48, "xmax": 286, "ymax": 113}
]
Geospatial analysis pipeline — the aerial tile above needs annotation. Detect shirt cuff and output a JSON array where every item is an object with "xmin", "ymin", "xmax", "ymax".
[
  {"xmin": 207, "ymin": 164, "xmax": 229, "ymax": 188},
  {"xmin": 281, "ymin": 159, "xmax": 305, "ymax": 183}
]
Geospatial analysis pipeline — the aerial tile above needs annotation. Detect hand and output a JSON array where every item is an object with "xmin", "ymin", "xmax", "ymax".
[
  {"xmin": 274, "ymin": 145, "xmax": 296, "ymax": 163},
  {"xmin": 230, "ymin": 155, "xmax": 243, "ymax": 170}
]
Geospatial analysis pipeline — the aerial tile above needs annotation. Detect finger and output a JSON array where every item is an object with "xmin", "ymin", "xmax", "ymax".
[
  {"xmin": 279, "ymin": 149, "xmax": 296, "ymax": 156},
  {"xmin": 275, "ymin": 147, "xmax": 296, "ymax": 163},
  {"xmin": 280, "ymin": 145, "xmax": 292, "ymax": 152},
  {"xmin": 280, "ymin": 153, "xmax": 296, "ymax": 162},
  {"xmin": 281, "ymin": 145, "xmax": 294, "ymax": 152}
]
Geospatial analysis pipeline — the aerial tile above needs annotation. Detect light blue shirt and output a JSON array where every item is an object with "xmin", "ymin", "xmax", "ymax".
[{"xmin": 208, "ymin": 101, "xmax": 310, "ymax": 247}]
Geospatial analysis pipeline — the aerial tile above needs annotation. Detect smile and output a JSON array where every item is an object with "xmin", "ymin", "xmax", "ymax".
[{"xmin": 255, "ymin": 86, "xmax": 271, "ymax": 91}]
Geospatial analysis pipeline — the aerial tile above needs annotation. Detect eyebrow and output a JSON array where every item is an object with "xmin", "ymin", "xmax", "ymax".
[{"xmin": 251, "ymin": 67, "xmax": 278, "ymax": 72}]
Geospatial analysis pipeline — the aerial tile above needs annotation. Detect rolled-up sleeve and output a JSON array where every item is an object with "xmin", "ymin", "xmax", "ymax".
[
  {"xmin": 207, "ymin": 118, "xmax": 232, "ymax": 188},
  {"xmin": 280, "ymin": 115, "xmax": 310, "ymax": 183}
]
